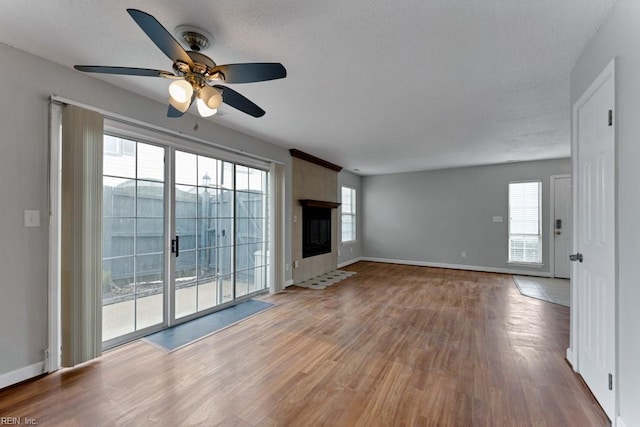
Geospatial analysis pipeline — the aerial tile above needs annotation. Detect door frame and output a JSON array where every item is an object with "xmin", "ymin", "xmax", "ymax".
[
  {"xmin": 567, "ymin": 58, "xmax": 617, "ymax": 422},
  {"xmin": 549, "ymin": 174, "xmax": 571, "ymax": 279}
]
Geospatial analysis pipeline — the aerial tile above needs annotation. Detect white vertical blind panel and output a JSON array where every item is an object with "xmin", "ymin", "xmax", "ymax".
[{"xmin": 61, "ymin": 105, "xmax": 103, "ymax": 367}]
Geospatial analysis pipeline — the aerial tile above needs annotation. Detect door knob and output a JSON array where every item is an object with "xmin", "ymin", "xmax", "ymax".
[
  {"xmin": 555, "ymin": 230, "xmax": 562, "ymax": 235},
  {"xmin": 569, "ymin": 253, "xmax": 583, "ymax": 262}
]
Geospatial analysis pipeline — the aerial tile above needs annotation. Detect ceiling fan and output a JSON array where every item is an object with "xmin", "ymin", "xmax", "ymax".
[{"xmin": 74, "ymin": 9, "xmax": 286, "ymax": 118}]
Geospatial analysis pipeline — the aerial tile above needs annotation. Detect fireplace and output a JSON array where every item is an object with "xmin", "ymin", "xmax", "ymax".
[
  {"xmin": 299, "ymin": 199, "xmax": 340, "ymax": 259},
  {"xmin": 303, "ymin": 207, "xmax": 331, "ymax": 258}
]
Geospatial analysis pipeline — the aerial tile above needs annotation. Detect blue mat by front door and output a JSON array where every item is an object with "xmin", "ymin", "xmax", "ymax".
[{"xmin": 142, "ymin": 299, "xmax": 274, "ymax": 352}]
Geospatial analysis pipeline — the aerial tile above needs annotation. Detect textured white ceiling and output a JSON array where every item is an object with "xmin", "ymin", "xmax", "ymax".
[{"xmin": 0, "ymin": 0, "xmax": 616, "ymax": 174}]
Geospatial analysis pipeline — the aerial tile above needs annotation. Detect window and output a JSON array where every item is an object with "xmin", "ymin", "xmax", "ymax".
[
  {"xmin": 508, "ymin": 181, "xmax": 542, "ymax": 264},
  {"xmin": 103, "ymin": 137, "xmax": 136, "ymax": 157},
  {"xmin": 341, "ymin": 186, "xmax": 356, "ymax": 243}
]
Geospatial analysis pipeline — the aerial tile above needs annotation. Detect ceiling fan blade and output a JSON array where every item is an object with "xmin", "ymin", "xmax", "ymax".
[
  {"xmin": 211, "ymin": 63, "xmax": 286, "ymax": 84},
  {"xmin": 214, "ymin": 85, "xmax": 265, "ymax": 117},
  {"xmin": 74, "ymin": 65, "xmax": 174, "ymax": 77},
  {"xmin": 127, "ymin": 9, "xmax": 193, "ymax": 67},
  {"xmin": 167, "ymin": 104, "xmax": 186, "ymax": 118}
]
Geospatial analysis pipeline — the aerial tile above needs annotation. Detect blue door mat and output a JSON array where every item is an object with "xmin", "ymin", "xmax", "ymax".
[{"xmin": 141, "ymin": 299, "xmax": 274, "ymax": 352}]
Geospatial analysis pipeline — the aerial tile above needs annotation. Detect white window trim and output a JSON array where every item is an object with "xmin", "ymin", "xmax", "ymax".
[{"xmin": 507, "ymin": 180, "xmax": 543, "ymax": 265}]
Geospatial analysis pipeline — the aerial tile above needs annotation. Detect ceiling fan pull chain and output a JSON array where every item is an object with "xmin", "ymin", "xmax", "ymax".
[{"xmin": 194, "ymin": 114, "xmax": 199, "ymax": 131}]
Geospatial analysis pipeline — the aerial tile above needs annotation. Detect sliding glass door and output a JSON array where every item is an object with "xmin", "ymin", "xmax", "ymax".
[
  {"xmin": 102, "ymin": 136, "xmax": 166, "ymax": 342},
  {"xmin": 235, "ymin": 166, "xmax": 269, "ymax": 298},
  {"xmin": 174, "ymin": 151, "xmax": 236, "ymax": 319},
  {"xmin": 102, "ymin": 137, "xmax": 270, "ymax": 346}
]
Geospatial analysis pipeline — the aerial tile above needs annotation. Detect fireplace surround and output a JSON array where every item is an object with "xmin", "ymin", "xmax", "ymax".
[{"xmin": 291, "ymin": 150, "xmax": 342, "ymax": 283}]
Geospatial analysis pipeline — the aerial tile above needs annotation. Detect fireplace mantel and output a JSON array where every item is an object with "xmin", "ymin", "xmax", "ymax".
[{"xmin": 299, "ymin": 199, "xmax": 341, "ymax": 209}]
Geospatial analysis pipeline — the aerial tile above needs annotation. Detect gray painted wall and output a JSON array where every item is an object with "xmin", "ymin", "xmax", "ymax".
[
  {"xmin": 337, "ymin": 170, "xmax": 362, "ymax": 266},
  {"xmin": 0, "ymin": 42, "xmax": 293, "ymax": 378},
  {"xmin": 362, "ymin": 159, "xmax": 570, "ymax": 274},
  {"xmin": 571, "ymin": 1, "xmax": 640, "ymax": 424}
]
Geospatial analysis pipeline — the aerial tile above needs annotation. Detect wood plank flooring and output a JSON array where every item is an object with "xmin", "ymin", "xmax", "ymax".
[{"xmin": 0, "ymin": 262, "xmax": 608, "ymax": 426}]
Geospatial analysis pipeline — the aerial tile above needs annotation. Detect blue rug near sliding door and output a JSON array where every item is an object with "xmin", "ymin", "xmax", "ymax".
[{"xmin": 142, "ymin": 299, "xmax": 274, "ymax": 352}]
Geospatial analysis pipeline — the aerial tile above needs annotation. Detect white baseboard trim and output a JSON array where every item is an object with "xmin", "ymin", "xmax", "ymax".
[
  {"xmin": 338, "ymin": 257, "xmax": 363, "ymax": 269},
  {"xmin": 565, "ymin": 348, "xmax": 577, "ymax": 371},
  {"xmin": 361, "ymin": 257, "xmax": 553, "ymax": 277},
  {"xmin": 616, "ymin": 416, "xmax": 627, "ymax": 427},
  {"xmin": 284, "ymin": 279, "xmax": 294, "ymax": 288},
  {"xmin": 0, "ymin": 361, "xmax": 45, "ymax": 390}
]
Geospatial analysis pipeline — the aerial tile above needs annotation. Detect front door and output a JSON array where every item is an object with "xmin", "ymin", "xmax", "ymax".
[
  {"xmin": 553, "ymin": 176, "xmax": 571, "ymax": 279},
  {"xmin": 572, "ymin": 59, "xmax": 616, "ymax": 420}
]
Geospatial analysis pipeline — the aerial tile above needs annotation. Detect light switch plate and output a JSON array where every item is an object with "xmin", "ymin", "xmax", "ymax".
[
  {"xmin": 492, "ymin": 216, "xmax": 504, "ymax": 223},
  {"xmin": 24, "ymin": 210, "xmax": 40, "ymax": 227}
]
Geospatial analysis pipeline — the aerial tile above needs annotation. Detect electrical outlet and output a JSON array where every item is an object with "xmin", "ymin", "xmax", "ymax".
[{"xmin": 461, "ymin": 251, "xmax": 467, "ymax": 258}]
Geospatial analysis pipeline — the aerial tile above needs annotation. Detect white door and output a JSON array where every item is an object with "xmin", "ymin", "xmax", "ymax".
[
  {"xmin": 553, "ymin": 176, "xmax": 571, "ymax": 278},
  {"xmin": 572, "ymin": 60, "xmax": 616, "ymax": 420}
]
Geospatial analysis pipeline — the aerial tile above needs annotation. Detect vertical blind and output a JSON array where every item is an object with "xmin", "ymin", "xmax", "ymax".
[
  {"xmin": 508, "ymin": 181, "xmax": 541, "ymax": 263},
  {"xmin": 60, "ymin": 105, "xmax": 103, "ymax": 367}
]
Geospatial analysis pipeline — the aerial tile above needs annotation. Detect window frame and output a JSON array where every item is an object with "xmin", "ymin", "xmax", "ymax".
[
  {"xmin": 340, "ymin": 186, "xmax": 357, "ymax": 244},
  {"xmin": 507, "ymin": 180, "xmax": 543, "ymax": 266}
]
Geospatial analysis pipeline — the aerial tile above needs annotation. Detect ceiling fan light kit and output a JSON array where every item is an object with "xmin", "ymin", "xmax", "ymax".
[
  {"xmin": 73, "ymin": 9, "xmax": 286, "ymax": 120},
  {"xmin": 196, "ymin": 98, "xmax": 217, "ymax": 117},
  {"xmin": 168, "ymin": 79, "xmax": 193, "ymax": 103},
  {"xmin": 168, "ymin": 95, "xmax": 191, "ymax": 114}
]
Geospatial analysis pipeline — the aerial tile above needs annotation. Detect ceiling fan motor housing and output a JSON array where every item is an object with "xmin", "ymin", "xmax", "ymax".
[
  {"xmin": 173, "ymin": 51, "xmax": 223, "ymax": 86},
  {"xmin": 183, "ymin": 31, "xmax": 208, "ymax": 51}
]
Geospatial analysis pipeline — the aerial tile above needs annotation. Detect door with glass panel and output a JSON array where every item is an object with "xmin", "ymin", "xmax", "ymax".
[
  {"xmin": 173, "ymin": 150, "xmax": 270, "ymax": 320},
  {"xmin": 174, "ymin": 151, "xmax": 236, "ymax": 319},
  {"xmin": 102, "ymin": 136, "xmax": 166, "ymax": 344}
]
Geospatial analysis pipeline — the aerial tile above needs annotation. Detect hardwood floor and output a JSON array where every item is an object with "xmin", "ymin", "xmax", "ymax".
[{"xmin": 0, "ymin": 262, "xmax": 608, "ymax": 426}]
